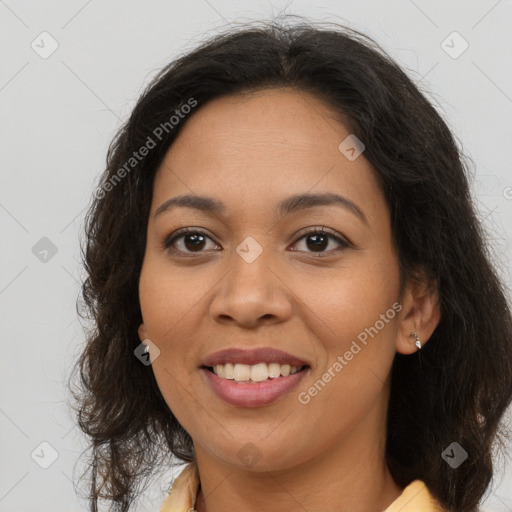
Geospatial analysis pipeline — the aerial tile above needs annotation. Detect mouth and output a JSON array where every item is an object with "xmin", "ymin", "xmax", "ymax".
[
  {"xmin": 202, "ymin": 362, "xmax": 310, "ymax": 383},
  {"xmin": 200, "ymin": 363, "xmax": 311, "ymax": 407}
]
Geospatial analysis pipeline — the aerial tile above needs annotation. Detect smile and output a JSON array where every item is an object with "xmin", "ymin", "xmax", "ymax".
[
  {"xmin": 201, "ymin": 364, "xmax": 310, "ymax": 407},
  {"xmin": 208, "ymin": 362, "xmax": 307, "ymax": 382}
]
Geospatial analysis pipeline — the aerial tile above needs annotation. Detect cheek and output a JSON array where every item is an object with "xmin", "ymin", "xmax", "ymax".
[
  {"xmin": 293, "ymin": 294, "xmax": 397, "ymax": 446},
  {"xmin": 138, "ymin": 257, "xmax": 212, "ymax": 341},
  {"xmin": 138, "ymin": 265, "xmax": 203, "ymax": 406},
  {"xmin": 139, "ymin": 272, "xmax": 202, "ymax": 425},
  {"xmin": 295, "ymin": 253, "xmax": 400, "ymax": 342},
  {"xmin": 292, "ymin": 254, "xmax": 400, "ymax": 394}
]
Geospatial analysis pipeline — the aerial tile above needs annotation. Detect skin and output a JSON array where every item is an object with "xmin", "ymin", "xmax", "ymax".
[{"xmin": 138, "ymin": 87, "xmax": 441, "ymax": 512}]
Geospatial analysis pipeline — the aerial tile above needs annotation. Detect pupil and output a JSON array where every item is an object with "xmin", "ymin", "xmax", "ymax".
[
  {"xmin": 183, "ymin": 233, "xmax": 328, "ymax": 252},
  {"xmin": 185, "ymin": 234, "xmax": 205, "ymax": 251},
  {"xmin": 307, "ymin": 234, "xmax": 327, "ymax": 251}
]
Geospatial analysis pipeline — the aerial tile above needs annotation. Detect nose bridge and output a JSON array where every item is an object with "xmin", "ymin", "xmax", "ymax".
[{"xmin": 209, "ymin": 241, "xmax": 292, "ymax": 326}]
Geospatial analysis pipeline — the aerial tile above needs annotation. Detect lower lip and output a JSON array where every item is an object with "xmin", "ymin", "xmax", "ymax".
[{"xmin": 201, "ymin": 367, "xmax": 309, "ymax": 407}]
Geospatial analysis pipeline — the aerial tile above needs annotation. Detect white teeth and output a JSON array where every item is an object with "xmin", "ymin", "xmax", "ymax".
[
  {"xmin": 223, "ymin": 363, "xmax": 234, "ymax": 379},
  {"xmin": 233, "ymin": 363, "xmax": 251, "ymax": 381},
  {"xmin": 211, "ymin": 362, "xmax": 304, "ymax": 381},
  {"xmin": 268, "ymin": 363, "xmax": 281, "ymax": 378},
  {"xmin": 215, "ymin": 364, "xmax": 225, "ymax": 378},
  {"xmin": 250, "ymin": 363, "xmax": 268, "ymax": 382}
]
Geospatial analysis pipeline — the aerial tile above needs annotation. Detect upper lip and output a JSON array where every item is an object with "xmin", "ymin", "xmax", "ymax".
[{"xmin": 201, "ymin": 348, "xmax": 310, "ymax": 368}]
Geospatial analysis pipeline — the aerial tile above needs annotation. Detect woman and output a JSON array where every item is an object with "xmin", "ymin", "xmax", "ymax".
[{"xmin": 71, "ymin": 18, "xmax": 512, "ymax": 512}]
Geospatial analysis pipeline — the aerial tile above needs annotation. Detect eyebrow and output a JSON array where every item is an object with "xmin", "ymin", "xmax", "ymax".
[{"xmin": 154, "ymin": 192, "xmax": 368, "ymax": 225}]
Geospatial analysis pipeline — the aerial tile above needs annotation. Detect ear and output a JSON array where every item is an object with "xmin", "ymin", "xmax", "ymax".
[
  {"xmin": 396, "ymin": 269, "xmax": 441, "ymax": 355},
  {"xmin": 138, "ymin": 323, "xmax": 148, "ymax": 342}
]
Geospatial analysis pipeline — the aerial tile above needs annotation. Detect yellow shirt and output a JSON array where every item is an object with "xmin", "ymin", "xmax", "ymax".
[{"xmin": 159, "ymin": 461, "xmax": 445, "ymax": 511}]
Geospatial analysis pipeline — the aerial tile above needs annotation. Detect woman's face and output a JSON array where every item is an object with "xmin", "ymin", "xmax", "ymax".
[{"xmin": 138, "ymin": 88, "xmax": 410, "ymax": 471}]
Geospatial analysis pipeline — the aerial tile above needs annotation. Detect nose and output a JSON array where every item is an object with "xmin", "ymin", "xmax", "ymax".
[{"xmin": 209, "ymin": 251, "xmax": 293, "ymax": 329}]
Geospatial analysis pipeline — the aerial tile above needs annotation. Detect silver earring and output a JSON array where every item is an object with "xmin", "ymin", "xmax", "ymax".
[
  {"xmin": 143, "ymin": 343, "xmax": 150, "ymax": 353},
  {"xmin": 411, "ymin": 332, "xmax": 422, "ymax": 350}
]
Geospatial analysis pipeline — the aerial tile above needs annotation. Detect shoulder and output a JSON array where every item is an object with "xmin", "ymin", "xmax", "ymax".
[
  {"xmin": 384, "ymin": 480, "xmax": 446, "ymax": 512},
  {"xmin": 159, "ymin": 462, "xmax": 200, "ymax": 512}
]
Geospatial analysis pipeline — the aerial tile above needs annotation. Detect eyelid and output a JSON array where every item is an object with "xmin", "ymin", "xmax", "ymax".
[
  {"xmin": 292, "ymin": 225, "xmax": 352, "ymax": 248},
  {"xmin": 162, "ymin": 225, "xmax": 353, "ymax": 256},
  {"xmin": 161, "ymin": 227, "xmax": 220, "ymax": 253}
]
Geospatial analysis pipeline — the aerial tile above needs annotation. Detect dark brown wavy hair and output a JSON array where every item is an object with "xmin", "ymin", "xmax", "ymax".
[{"xmin": 69, "ymin": 16, "xmax": 512, "ymax": 512}]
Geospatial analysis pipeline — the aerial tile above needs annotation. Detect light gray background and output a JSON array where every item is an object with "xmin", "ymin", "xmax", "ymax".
[{"xmin": 1, "ymin": 1, "xmax": 512, "ymax": 511}]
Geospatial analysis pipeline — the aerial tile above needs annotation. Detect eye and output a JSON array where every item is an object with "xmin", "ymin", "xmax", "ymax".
[
  {"xmin": 162, "ymin": 228, "xmax": 220, "ymax": 256},
  {"xmin": 162, "ymin": 225, "xmax": 351, "ymax": 257},
  {"xmin": 290, "ymin": 226, "xmax": 351, "ymax": 256}
]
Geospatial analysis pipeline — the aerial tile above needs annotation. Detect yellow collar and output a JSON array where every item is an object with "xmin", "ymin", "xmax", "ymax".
[{"xmin": 159, "ymin": 461, "xmax": 444, "ymax": 512}]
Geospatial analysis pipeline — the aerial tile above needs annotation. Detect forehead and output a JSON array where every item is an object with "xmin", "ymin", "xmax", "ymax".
[
  {"xmin": 151, "ymin": 88, "xmax": 384, "ymax": 222},
  {"xmin": 165, "ymin": 87, "xmax": 348, "ymax": 159}
]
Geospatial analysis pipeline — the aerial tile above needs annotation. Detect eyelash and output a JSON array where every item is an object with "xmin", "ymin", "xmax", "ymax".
[{"xmin": 161, "ymin": 226, "xmax": 352, "ymax": 258}]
